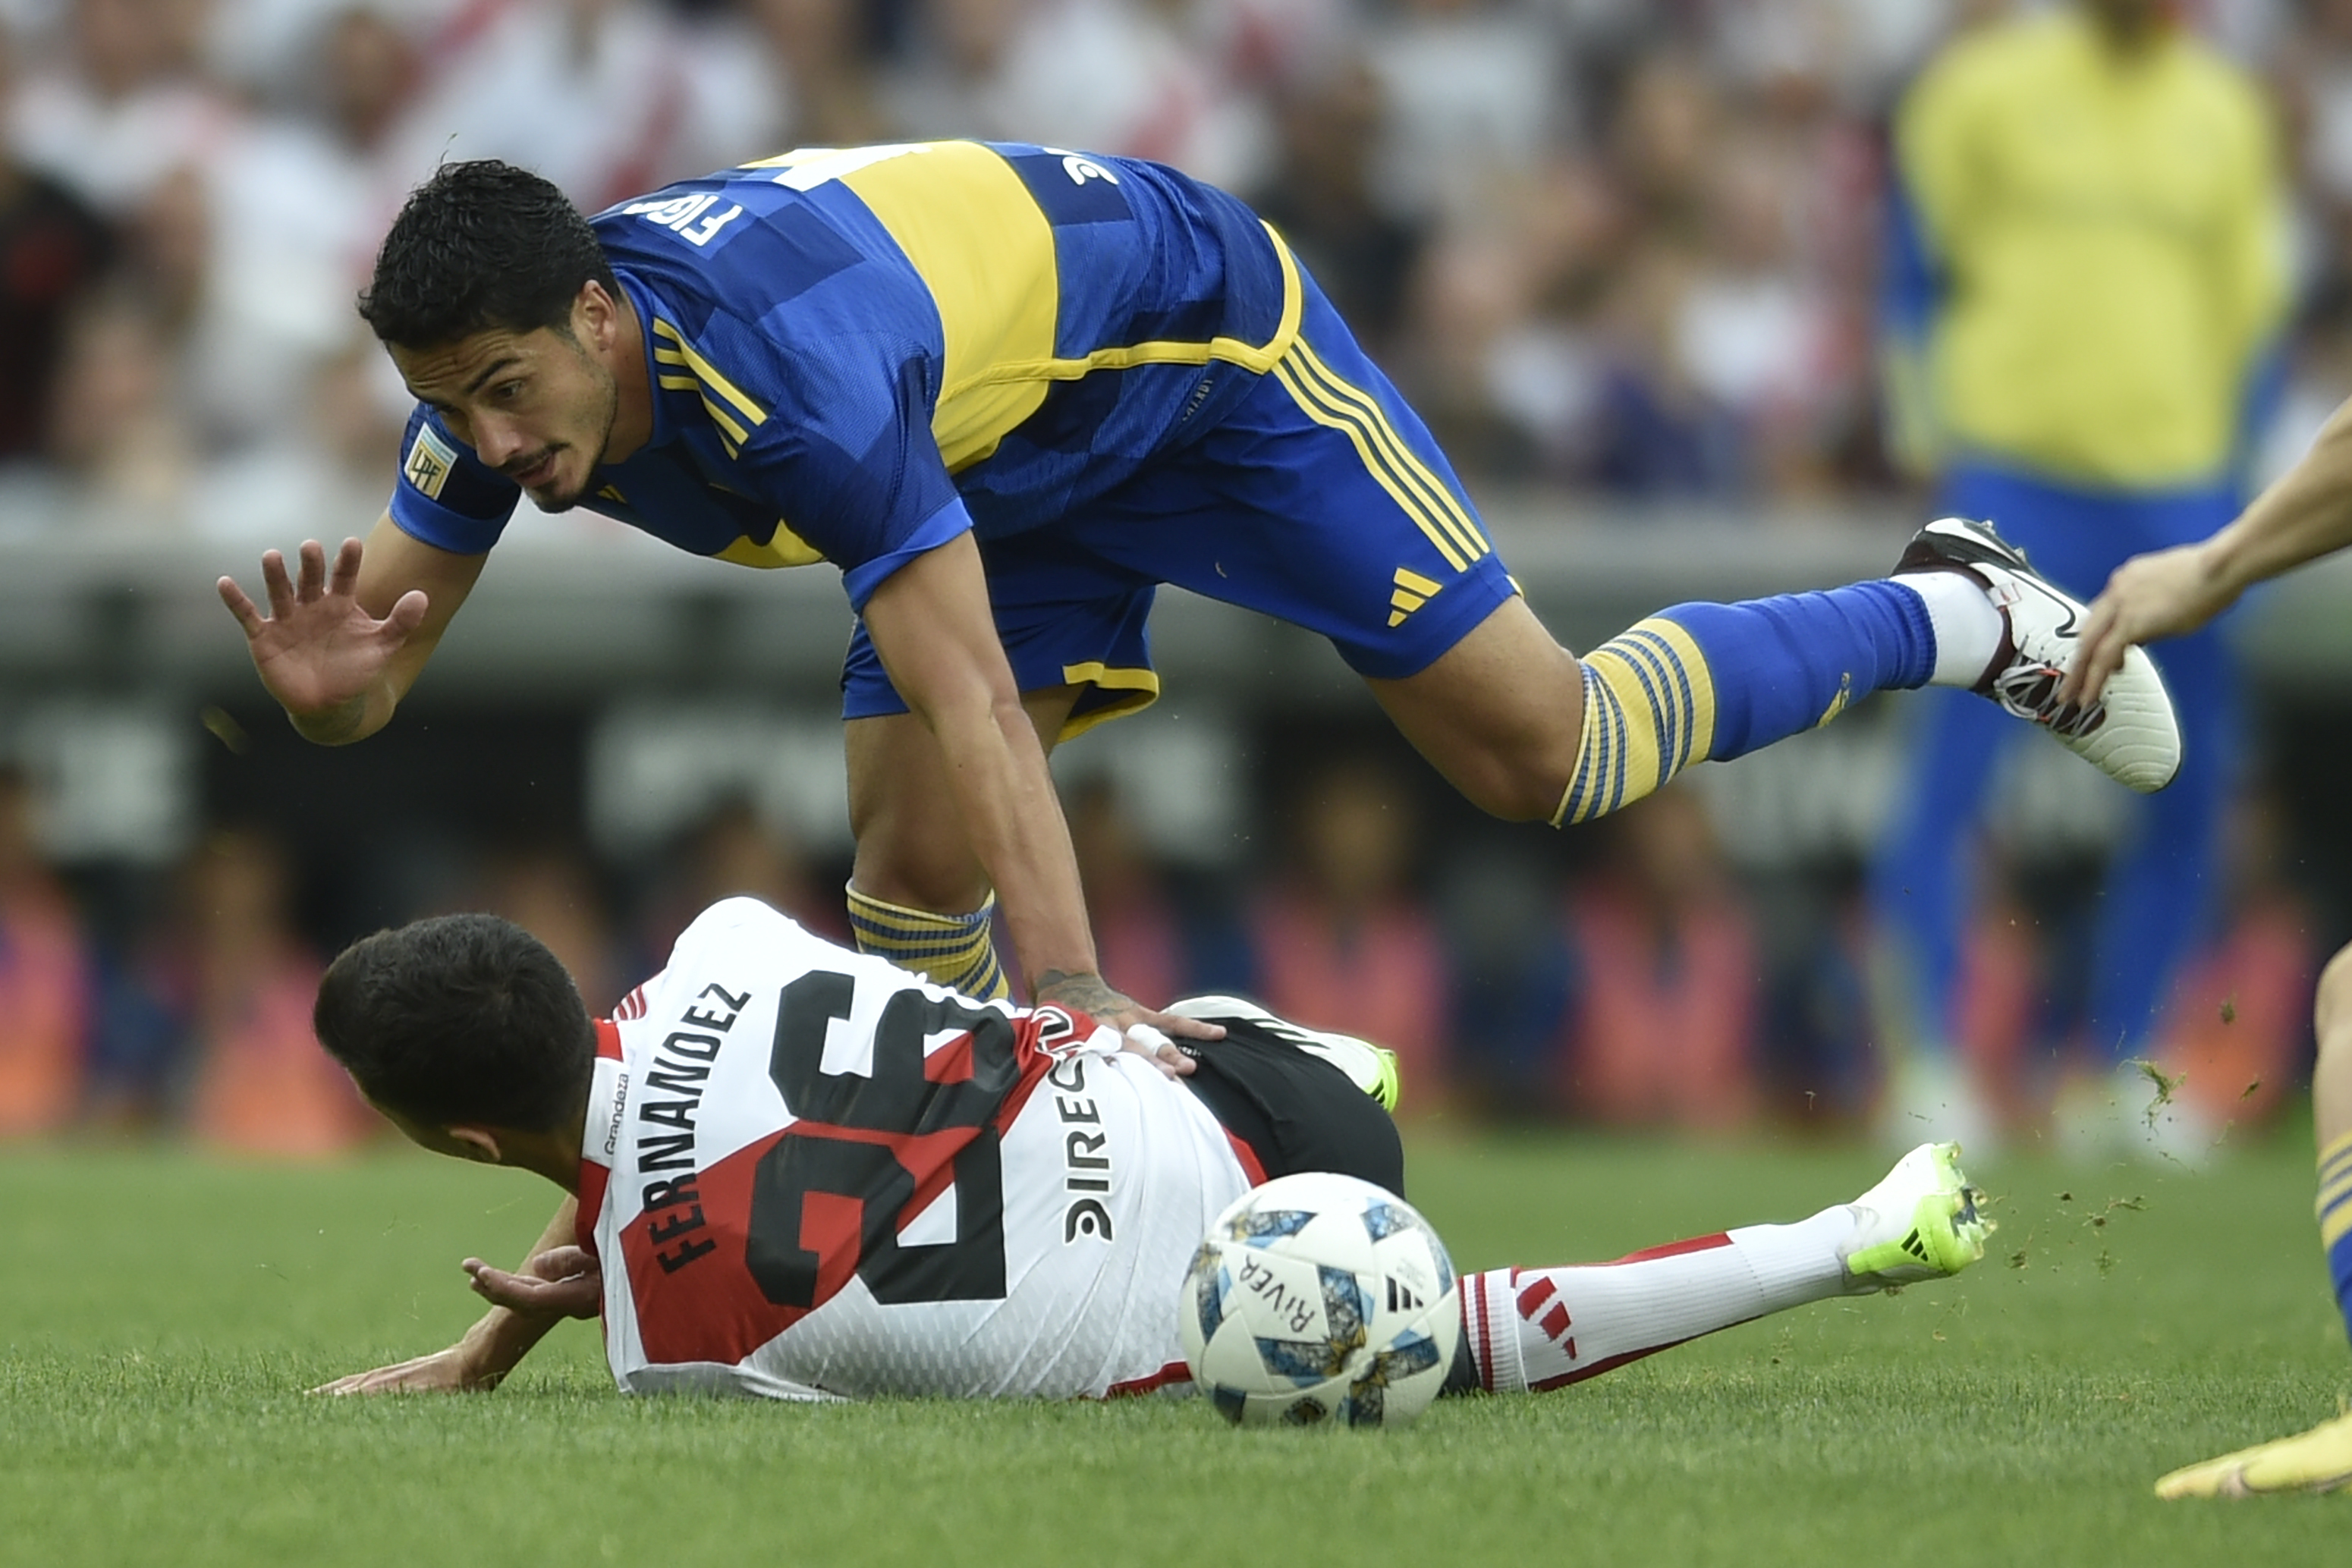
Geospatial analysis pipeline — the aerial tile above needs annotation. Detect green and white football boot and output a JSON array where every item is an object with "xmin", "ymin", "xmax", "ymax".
[
  {"xmin": 1841, "ymin": 1140, "xmax": 1992, "ymax": 1291},
  {"xmin": 1162, "ymin": 995, "xmax": 1403, "ymax": 1112}
]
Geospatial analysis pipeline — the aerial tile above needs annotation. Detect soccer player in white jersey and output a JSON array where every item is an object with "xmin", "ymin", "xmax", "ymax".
[{"xmin": 312, "ymin": 897, "xmax": 1989, "ymax": 1403}]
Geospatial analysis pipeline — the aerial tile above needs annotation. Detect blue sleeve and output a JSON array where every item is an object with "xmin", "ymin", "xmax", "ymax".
[{"xmin": 385, "ymin": 405, "xmax": 520, "ymax": 555}]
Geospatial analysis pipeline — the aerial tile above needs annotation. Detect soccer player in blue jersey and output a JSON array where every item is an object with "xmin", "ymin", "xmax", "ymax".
[{"xmin": 219, "ymin": 145, "xmax": 2182, "ymax": 1035}]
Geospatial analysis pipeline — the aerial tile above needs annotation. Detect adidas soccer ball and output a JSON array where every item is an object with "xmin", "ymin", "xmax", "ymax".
[{"xmin": 1179, "ymin": 1171, "xmax": 1458, "ymax": 1428}]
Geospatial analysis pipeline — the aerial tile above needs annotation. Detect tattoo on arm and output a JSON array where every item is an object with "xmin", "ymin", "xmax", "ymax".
[{"xmin": 1033, "ymin": 970, "xmax": 1134, "ymax": 1021}]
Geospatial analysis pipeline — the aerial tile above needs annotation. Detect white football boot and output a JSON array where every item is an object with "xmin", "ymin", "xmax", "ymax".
[
  {"xmin": 1162, "ymin": 995, "xmax": 1402, "ymax": 1111},
  {"xmin": 1896, "ymin": 517, "xmax": 2181, "ymax": 793},
  {"xmin": 1840, "ymin": 1140, "xmax": 1992, "ymax": 1292}
]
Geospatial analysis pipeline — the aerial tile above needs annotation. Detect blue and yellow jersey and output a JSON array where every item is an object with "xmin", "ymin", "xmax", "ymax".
[
  {"xmin": 387, "ymin": 141, "xmax": 1301, "ymax": 608},
  {"xmin": 1881, "ymin": 11, "xmax": 2288, "ymax": 488}
]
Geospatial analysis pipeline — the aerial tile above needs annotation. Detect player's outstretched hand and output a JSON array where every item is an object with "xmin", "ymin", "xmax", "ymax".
[
  {"xmin": 464, "ymin": 1246, "xmax": 602, "ymax": 1320},
  {"xmin": 2058, "ymin": 542, "xmax": 2237, "ymax": 712},
  {"xmin": 217, "ymin": 538, "xmax": 428, "ymax": 737},
  {"xmin": 310, "ymin": 1344, "xmax": 497, "ymax": 1397}
]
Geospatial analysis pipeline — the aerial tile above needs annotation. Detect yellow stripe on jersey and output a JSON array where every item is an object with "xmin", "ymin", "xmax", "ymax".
[
  {"xmin": 715, "ymin": 529, "xmax": 826, "ymax": 568},
  {"xmin": 650, "ymin": 319, "xmax": 769, "ymax": 426},
  {"xmin": 652, "ymin": 318, "xmax": 769, "ymax": 456},
  {"xmin": 825, "ymin": 141, "xmax": 1062, "ymax": 472},
  {"xmin": 753, "ymin": 142, "xmax": 1306, "ymax": 474},
  {"xmin": 1011, "ymin": 225, "xmax": 1306, "ymax": 383}
]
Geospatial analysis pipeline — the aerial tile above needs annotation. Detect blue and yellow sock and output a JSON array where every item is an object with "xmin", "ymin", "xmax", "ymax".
[
  {"xmin": 1554, "ymin": 582, "xmax": 1935, "ymax": 825},
  {"xmin": 845, "ymin": 885, "xmax": 1010, "ymax": 1001},
  {"xmin": 2322, "ymin": 1130, "xmax": 2352, "ymax": 1348}
]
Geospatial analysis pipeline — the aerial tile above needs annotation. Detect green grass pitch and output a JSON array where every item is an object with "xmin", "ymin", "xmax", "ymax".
[{"xmin": 3, "ymin": 1132, "xmax": 2347, "ymax": 1566}]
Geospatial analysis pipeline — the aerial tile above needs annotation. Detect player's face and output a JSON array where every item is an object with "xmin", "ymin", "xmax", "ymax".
[{"xmin": 390, "ymin": 293, "xmax": 621, "ymax": 511}]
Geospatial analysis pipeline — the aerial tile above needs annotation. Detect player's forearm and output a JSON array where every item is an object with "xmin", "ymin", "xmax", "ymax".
[
  {"xmin": 455, "ymin": 1196, "xmax": 581, "ymax": 1387},
  {"xmin": 2206, "ymin": 397, "xmax": 2352, "ymax": 594},
  {"xmin": 450, "ymin": 1302, "xmax": 561, "ymax": 1388},
  {"xmin": 927, "ymin": 685, "xmax": 1099, "ymax": 995}
]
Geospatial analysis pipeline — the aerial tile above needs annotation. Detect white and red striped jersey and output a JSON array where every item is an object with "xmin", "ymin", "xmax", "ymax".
[{"xmin": 577, "ymin": 897, "xmax": 1253, "ymax": 1401}]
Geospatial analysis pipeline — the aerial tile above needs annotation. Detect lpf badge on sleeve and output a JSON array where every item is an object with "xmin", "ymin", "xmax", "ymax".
[{"xmin": 403, "ymin": 424, "xmax": 459, "ymax": 499}]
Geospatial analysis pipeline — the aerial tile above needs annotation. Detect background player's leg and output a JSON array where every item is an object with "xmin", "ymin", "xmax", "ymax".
[
  {"xmin": 845, "ymin": 686, "xmax": 1080, "ymax": 1001},
  {"xmin": 2082, "ymin": 619, "xmax": 2235, "ymax": 1068},
  {"xmin": 1866, "ymin": 688, "xmax": 2012, "ymax": 1142}
]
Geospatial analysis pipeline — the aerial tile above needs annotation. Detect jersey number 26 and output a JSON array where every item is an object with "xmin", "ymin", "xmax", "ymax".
[{"xmin": 745, "ymin": 972, "xmax": 1018, "ymax": 1309}]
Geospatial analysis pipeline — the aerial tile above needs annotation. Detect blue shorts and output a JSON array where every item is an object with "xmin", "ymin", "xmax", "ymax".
[{"xmin": 841, "ymin": 270, "xmax": 1520, "ymax": 739}]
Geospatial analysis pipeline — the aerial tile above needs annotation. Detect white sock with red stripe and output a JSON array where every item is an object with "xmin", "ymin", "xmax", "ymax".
[{"xmin": 1457, "ymin": 1206, "xmax": 1857, "ymax": 1394}]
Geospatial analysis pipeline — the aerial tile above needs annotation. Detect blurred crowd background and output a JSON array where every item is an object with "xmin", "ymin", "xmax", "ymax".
[{"xmin": 0, "ymin": 0, "xmax": 2344, "ymax": 1155}]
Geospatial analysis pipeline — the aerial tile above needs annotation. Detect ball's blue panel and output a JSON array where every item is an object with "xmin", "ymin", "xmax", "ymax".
[
  {"xmin": 1210, "ymin": 1384, "xmax": 1250, "ymax": 1425},
  {"xmin": 1256, "ymin": 1337, "xmax": 1343, "ymax": 1384},
  {"xmin": 1343, "ymin": 1375, "xmax": 1385, "ymax": 1428},
  {"xmin": 1317, "ymin": 1265, "xmax": 1369, "ymax": 1352},
  {"xmin": 1229, "ymin": 1208, "xmax": 1316, "ymax": 1246},
  {"xmin": 1193, "ymin": 1252, "xmax": 1229, "ymax": 1345},
  {"xmin": 1360, "ymin": 1200, "xmax": 1415, "ymax": 1243},
  {"xmin": 1377, "ymin": 1331, "xmax": 1445, "ymax": 1379}
]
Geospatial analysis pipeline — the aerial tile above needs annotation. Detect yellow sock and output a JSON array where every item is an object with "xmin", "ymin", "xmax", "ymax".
[{"xmin": 844, "ymin": 885, "xmax": 1010, "ymax": 1001}]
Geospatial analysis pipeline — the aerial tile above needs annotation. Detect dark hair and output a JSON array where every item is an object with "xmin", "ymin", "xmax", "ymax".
[
  {"xmin": 313, "ymin": 913, "xmax": 595, "ymax": 1133},
  {"xmin": 358, "ymin": 161, "xmax": 618, "ymax": 348}
]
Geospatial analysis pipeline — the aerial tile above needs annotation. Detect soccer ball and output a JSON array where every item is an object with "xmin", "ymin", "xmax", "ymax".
[{"xmin": 1179, "ymin": 1171, "xmax": 1459, "ymax": 1428}]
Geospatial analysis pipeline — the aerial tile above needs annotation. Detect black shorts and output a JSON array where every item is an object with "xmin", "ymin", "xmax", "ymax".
[{"xmin": 1177, "ymin": 1013, "xmax": 1405, "ymax": 1198}]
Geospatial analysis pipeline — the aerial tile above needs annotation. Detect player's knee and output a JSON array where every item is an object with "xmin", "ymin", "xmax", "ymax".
[
  {"xmin": 1451, "ymin": 749, "xmax": 1578, "ymax": 823},
  {"xmin": 850, "ymin": 835, "xmax": 990, "ymax": 916},
  {"xmin": 2315, "ymin": 942, "xmax": 2352, "ymax": 1045},
  {"xmin": 1457, "ymin": 706, "xmax": 1586, "ymax": 823},
  {"xmin": 1497, "ymin": 767, "xmax": 1578, "ymax": 824}
]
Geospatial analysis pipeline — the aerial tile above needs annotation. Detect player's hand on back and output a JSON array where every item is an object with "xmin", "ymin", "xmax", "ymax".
[
  {"xmin": 216, "ymin": 538, "xmax": 429, "ymax": 739},
  {"xmin": 1033, "ymin": 970, "xmax": 1220, "ymax": 1077},
  {"xmin": 2058, "ymin": 541, "xmax": 2237, "ymax": 712}
]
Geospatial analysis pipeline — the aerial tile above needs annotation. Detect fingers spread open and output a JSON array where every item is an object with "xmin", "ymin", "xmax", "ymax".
[
  {"xmin": 260, "ymin": 550, "xmax": 295, "ymax": 617},
  {"xmin": 217, "ymin": 577, "xmax": 266, "ymax": 636},
  {"xmin": 295, "ymin": 539, "xmax": 329, "ymax": 599},
  {"xmin": 327, "ymin": 536, "xmax": 365, "ymax": 597}
]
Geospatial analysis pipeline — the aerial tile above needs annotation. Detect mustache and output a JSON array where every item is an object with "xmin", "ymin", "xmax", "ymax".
[{"xmin": 502, "ymin": 446, "xmax": 561, "ymax": 479}]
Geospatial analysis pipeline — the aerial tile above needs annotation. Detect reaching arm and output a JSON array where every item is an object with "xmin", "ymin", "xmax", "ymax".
[
  {"xmin": 313, "ymin": 1197, "xmax": 590, "ymax": 1395},
  {"xmin": 218, "ymin": 514, "xmax": 485, "ymax": 745},
  {"xmin": 856, "ymin": 534, "xmax": 1218, "ymax": 1051},
  {"xmin": 859, "ymin": 531, "xmax": 1102, "ymax": 1001},
  {"xmin": 2063, "ymin": 394, "xmax": 2352, "ymax": 709}
]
